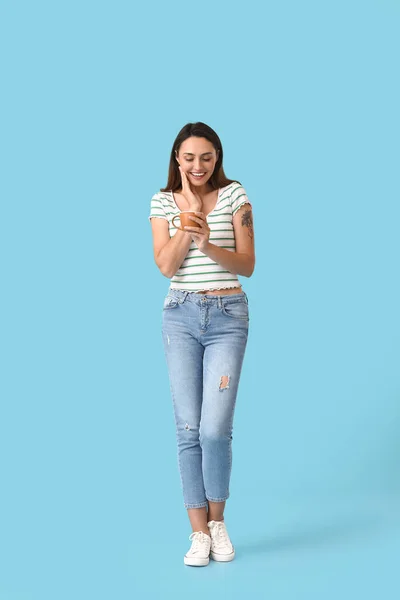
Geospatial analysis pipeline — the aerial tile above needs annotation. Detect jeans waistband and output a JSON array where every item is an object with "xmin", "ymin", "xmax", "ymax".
[{"xmin": 167, "ymin": 288, "xmax": 248, "ymax": 307}]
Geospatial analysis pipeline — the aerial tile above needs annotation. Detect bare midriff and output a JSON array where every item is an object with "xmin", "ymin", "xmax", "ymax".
[{"xmin": 194, "ymin": 287, "xmax": 243, "ymax": 295}]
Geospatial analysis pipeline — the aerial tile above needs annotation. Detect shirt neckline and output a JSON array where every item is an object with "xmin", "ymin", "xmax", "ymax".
[{"xmin": 170, "ymin": 187, "xmax": 222, "ymax": 218}]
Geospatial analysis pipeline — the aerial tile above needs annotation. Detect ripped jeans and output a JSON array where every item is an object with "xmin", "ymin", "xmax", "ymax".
[{"xmin": 161, "ymin": 288, "xmax": 249, "ymax": 509}]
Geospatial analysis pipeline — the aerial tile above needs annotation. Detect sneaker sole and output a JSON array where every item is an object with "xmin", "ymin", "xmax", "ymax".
[
  {"xmin": 184, "ymin": 555, "xmax": 210, "ymax": 566},
  {"xmin": 210, "ymin": 549, "xmax": 235, "ymax": 562}
]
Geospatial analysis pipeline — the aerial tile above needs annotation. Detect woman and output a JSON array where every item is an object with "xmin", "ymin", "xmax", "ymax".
[{"xmin": 148, "ymin": 122, "xmax": 255, "ymax": 566}]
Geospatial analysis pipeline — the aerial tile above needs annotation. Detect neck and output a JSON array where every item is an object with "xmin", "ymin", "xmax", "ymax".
[{"xmin": 193, "ymin": 182, "xmax": 215, "ymax": 199}]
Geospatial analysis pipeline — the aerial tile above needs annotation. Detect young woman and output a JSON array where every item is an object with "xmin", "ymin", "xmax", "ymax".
[{"xmin": 148, "ymin": 122, "xmax": 255, "ymax": 566}]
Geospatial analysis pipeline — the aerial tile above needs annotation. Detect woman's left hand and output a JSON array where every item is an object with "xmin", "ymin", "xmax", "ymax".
[{"xmin": 184, "ymin": 213, "xmax": 210, "ymax": 252}]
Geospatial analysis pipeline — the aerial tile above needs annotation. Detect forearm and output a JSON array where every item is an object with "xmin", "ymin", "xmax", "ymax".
[
  {"xmin": 202, "ymin": 242, "xmax": 255, "ymax": 277},
  {"xmin": 157, "ymin": 230, "xmax": 193, "ymax": 278}
]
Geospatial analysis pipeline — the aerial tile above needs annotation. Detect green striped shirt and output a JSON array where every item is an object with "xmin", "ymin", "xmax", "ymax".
[{"xmin": 148, "ymin": 182, "xmax": 252, "ymax": 292}]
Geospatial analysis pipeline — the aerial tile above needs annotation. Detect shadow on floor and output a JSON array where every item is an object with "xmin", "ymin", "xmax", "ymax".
[{"xmin": 238, "ymin": 509, "xmax": 385, "ymax": 556}]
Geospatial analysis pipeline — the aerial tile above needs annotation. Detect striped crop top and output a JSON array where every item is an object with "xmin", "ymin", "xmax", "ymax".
[{"xmin": 148, "ymin": 181, "xmax": 252, "ymax": 292}]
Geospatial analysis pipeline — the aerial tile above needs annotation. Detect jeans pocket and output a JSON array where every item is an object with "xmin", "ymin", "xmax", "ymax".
[
  {"xmin": 221, "ymin": 300, "xmax": 249, "ymax": 320},
  {"xmin": 163, "ymin": 295, "xmax": 179, "ymax": 310}
]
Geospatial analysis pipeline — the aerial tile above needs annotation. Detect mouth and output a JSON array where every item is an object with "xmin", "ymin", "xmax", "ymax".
[{"xmin": 189, "ymin": 172, "xmax": 207, "ymax": 180}]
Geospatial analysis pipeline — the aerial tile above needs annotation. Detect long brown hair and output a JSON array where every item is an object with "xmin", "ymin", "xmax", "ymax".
[{"xmin": 160, "ymin": 122, "xmax": 240, "ymax": 192}]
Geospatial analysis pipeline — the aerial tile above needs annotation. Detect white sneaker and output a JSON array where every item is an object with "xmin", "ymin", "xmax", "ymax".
[
  {"xmin": 184, "ymin": 531, "xmax": 211, "ymax": 566},
  {"xmin": 208, "ymin": 520, "xmax": 235, "ymax": 562}
]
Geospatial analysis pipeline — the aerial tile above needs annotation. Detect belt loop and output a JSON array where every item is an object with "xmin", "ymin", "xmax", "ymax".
[
  {"xmin": 179, "ymin": 291, "xmax": 189, "ymax": 303},
  {"xmin": 218, "ymin": 295, "xmax": 222, "ymax": 309}
]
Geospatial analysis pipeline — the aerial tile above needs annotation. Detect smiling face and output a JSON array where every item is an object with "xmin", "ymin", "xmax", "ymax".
[{"xmin": 175, "ymin": 136, "xmax": 219, "ymax": 188}]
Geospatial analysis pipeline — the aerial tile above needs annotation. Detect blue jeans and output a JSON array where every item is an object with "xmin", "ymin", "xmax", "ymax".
[{"xmin": 161, "ymin": 289, "xmax": 249, "ymax": 509}]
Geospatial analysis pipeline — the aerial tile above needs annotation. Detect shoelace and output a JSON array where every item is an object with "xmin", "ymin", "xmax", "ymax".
[
  {"xmin": 188, "ymin": 531, "xmax": 210, "ymax": 554},
  {"xmin": 211, "ymin": 522, "xmax": 231, "ymax": 548}
]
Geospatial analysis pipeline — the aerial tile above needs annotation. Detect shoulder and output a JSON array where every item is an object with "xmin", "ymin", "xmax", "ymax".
[
  {"xmin": 225, "ymin": 181, "xmax": 249, "ymax": 202},
  {"xmin": 149, "ymin": 191, "xmax": 174, "ymax": 211},
  {"xmin": 151, "ymin": 190, "xmax": 173, "ymax": 202},
  {"xmin": 218, "ymin": 182, "xmax": 241, "ymax": 204},
  {"xmin": 219, "ymin": 181, "xmax": 241, "ymax": 194},
  {"xmin": 149, "ymin": 191, "xmax": 174, "ymax": 222},
  {"xmin": 219, "ymin": 181, "xmax": 247, "ymax": 198},
  {"xmin": 229, "ymin": 181, "xmax": 246, "ymax": 194},
  {"xmin": 228, "ymin": 182, "xmax": 252, "ymax": 216}
]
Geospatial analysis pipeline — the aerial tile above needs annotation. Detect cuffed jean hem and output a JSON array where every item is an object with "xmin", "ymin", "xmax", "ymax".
[
  {"xmin": 184, "ymin": 501, "xmax": 209, "ymax": 509},
  {"xmin": 206, "ymin": 495, "xmax": 230, "ymax": 503}
]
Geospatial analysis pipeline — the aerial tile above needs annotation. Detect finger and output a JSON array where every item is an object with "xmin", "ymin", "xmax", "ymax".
[
  {"xmin": 190, "ymin": 215, "xmax": 207, "ymax": 225},
  {"xmin": 179, "ymin": 166, "xmax": 188, "ymax": 189}
]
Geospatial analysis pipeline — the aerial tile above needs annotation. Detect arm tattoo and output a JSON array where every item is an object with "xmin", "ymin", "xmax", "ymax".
[{"xmin": 241, "ymin": 208, "xmax": 254, "ymax": 239}]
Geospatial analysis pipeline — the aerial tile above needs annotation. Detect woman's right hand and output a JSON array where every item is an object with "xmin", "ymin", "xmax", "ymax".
[{"xmin": 179, "ymin": 166, "xmax": 202, "ymax": 211}]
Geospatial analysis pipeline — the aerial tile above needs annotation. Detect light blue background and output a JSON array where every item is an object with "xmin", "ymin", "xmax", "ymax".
[{"xmin": 1, "ymin": 1, "xmax": 399, "ymax": 598}]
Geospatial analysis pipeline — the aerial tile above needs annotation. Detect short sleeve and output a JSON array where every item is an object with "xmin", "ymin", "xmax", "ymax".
[
  {"xmin": 148, "ymin": 193, "xmax": 168, "ymax": 221},
  {"xmin": 230, "ymin": 183, "xmax": 252, "ymax": 216}
]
